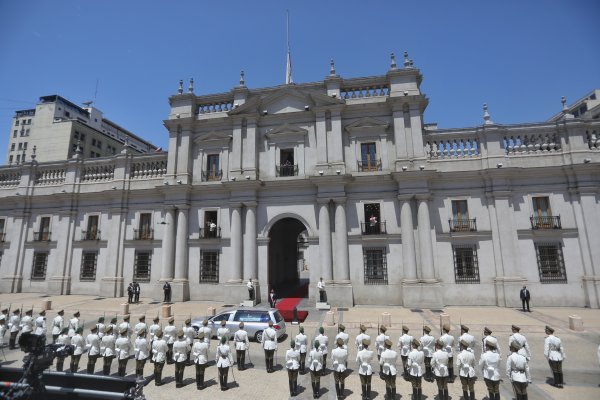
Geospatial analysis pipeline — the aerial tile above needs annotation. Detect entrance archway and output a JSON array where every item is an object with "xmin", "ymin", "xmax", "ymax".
[{"xmin": 268, "ymin": 217, "xmax": 309, "ymax": 298}]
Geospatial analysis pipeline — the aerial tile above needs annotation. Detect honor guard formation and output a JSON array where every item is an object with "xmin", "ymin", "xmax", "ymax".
[{"xmin": 1, "ymin": 304, "xmax": 595, "ymax": 400}]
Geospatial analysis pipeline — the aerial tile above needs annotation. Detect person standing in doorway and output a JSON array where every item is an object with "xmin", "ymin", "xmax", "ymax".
[
  {"xmin": 520, "ymin": 286, "xmax": 531, "ymax": 312},
  {"xmin": 269, "ymin": 289, "xmax": 277, "ymax": 308},
  {"xmin": 163, "ymin": 281, "xmax": 171, "ymax": 303},
  {"xmin": 317, "ymin": 278, "xmax": 326, "ymax": 303}
]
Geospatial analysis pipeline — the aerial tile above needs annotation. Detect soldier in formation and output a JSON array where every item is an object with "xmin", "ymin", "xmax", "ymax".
[
  {"xmin": 216, "ymin": 335, "xmax": 233, "ymax": 391},
  {"xmin": 216, "ymin": 319, "xmax": 229, "ymax": 342},
  {"xmin": 183, "ymin": 318, "xmax": 196, "ymax": 363},
  {"xmin": 356, "ymin": 338, "xmax": 374, "ymax": 400},
  {"xmin": 285, "ymin": 340, "xmax": 301, "ymax": 396},
  {"xmin": 234, "ymin": 322, "xmax": 249, "ymax": 370},
  {"xmin": 34, "ymin": 310, "xmax": 46, "ymax": 335},
  {"xmin": 544, "ymin": 325, "xmax": 565, "ymax": 388},
  {"xmin": 134, "ymin": 315, "xmax": 147, "ymax": 336},
  {"xmin": 335, "ymin": 324, "xmax": 349, "ymax": 349},
  {"xmin": 432, "ymin": 339, "xmax": 450, "ymax": 400},
  {"xmin": 261, "ymin": 320, "xmax": 277, "ymax": 373},
  {"xmin": 331, "ymin": 337, "xmax": 348, "ymax": 399},
  {"xmin": 8, "ymin": 308, "xmax": 20, "ymax": 349},
  {"xmin": 509, "ymin": 325, "xmax": 531, "ymax": 360},
  {"xmin": 173, "ymin": 329, "xmax": 189, "ymax": 387},
  {"xmin": 85, "ymin": 325, "xmax": 101, "ymax": 374},
  {"xmin": 458, "ymin": 324, "xmax": 475, "ymax": 352},
  {"xmin": 96, "ymin": 316, "xmax": 106, "ymax": 339},
  {"xmin": 439, "ymin": 324, "xmax": 455, "ymax": 381},
  {"xmin": 20, "ymin": 309, "xmax": 34, "ymax": 335},
  {"xmin": 55, "ymin": 327, "xmax": 70, "ymax": 371},
  {"xmin": 309, "ymin": 339, "xmax": 324, "ymax": 398},
  {"xmin": 70, "ymin": 327, "xmax": 85, "ymax": 372},
  {"xmin": 51, "ymin": 309, "xmax": 64, "ymax": 343},
  {"xmin": 397, "ymin": 325, "xmax": 412, "ymax": 377},
  {"xmin": 164, "ymin": 316, "xmax": 177, "ymax": 364},
  {"xmin": 134, "ymin": 327, "xmax": 150, "ymax": 379},
  {"xmin": 101, "ymin": 326, "xmax": 116, "ymax": 375},
  {"xmin": 295, "ymin": 325, "xmax": 308, "ymax": 373},
  {"xmin": 355, "ymin": 324, "xmax": 370, "ymax": 351},
  {"xmin": 151, "ymin": 329, "xmax": 167, "ymax": 386},
  {"xmin": 480, "ymin": 337, "xmax": 501, "ymax": 400},
  {"xmin": 507, "ymin": 341, "xmax": 531, "ymax": 400},
  {"xmin": 375, "ymin": 325, "xmax": 389, "ymax": 363},
  {"xmin": 381, "ymin": 338, "xmax": 400, "ymax": 400},
  {"xmin": 199, "ymin": 319, "xmax": 212, "ymax": 344},
  {"xmin": 420, "ymin": 325, "xmax": 435, "ymax": 382},
  {"xmin": 457, "ymin": 339, "xmax": 476, "ymax": 400},
  {"xmin": 68, "ymin": 311, "xmax": 80, "ymax": 337},
  {"xmin": 315, "ymin": 326, "xmax": 329, "ymax": 370},
  {"xmin": 148, "ymin": 316, "xmax": 161, "ymax": 357},
  {"xmin": 115, "ymin": 327, "xmax": 131, "ymax": 377},
  {"xmin": 191, "ymin": 331, "xmax": 209, "ymax": 389},
  {"xmin": 407, "ymin": 338, "xmax": 424, "ymax": 400}
]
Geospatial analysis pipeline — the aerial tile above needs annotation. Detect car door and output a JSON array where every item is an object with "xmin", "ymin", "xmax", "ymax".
[{"xmin": 211, "ymin": 312, "xmax": 233, "ymax": 338}]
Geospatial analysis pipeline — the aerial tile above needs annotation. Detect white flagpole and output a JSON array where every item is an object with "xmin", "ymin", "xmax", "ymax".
[{"xmin": 286, "ymin": 10, "xmax": 293, "ymax": 85}]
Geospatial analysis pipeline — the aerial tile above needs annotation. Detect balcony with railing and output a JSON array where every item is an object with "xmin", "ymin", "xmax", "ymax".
[
  {"xmin": 80, "ymin": 230, "xmax": 101, "ymax": 241},
  {"xmin": 530, "ymin": 215, "xmax": 562, "ymax": 230},
  {"xmin": 202, "ymin": 170, "xmax": 222, "ymax": 182},
  {"xmin": 449, "ymin": 218, "xmax": 477, "ymax": 232},
  {"xmin": 357, "ymin": 159, "xmax": 381, "ymax": 172},
  {"xmin": 361, "ymin": 221, "xmax": 387, "ymax": 235},
  {"xmin": 33, "ymin": 231, "xmax": 51, "ymax": 241},
  {"xmin": 276, "ymin": 164, "xmax": 298, "ymax": 177},
  {"xmin": 133, "ymin": 228, "xmax": 154, "ymax": 240},
  {"xmin": 199, "ymin": 227, "xmax": 221, "ymax": 239}
]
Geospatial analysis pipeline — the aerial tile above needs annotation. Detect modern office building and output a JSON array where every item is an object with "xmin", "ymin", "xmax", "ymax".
[
  {"xmin": 0, "ymin": 54, "xmax": 598, "ymax": 308},
  {"xmin": 6, "ymin": 95, "xmax": 158, "ymax": 164}
]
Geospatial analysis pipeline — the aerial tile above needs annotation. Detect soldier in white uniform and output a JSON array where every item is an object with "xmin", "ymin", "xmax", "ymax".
[
  {"xmin": 109, "ymin": 317, "xmax": 119, "ymax": 340},
  {"xmin": 420, "ymin": 325, "xmax": 435, "ymax": 382},
  {"xmin": 191, "ymin": 331, "xmax": 209, "ymax": 389},
  {"xmin": 439, "ymin": 324, "xmax": 455, "ymax": 382},
  {"xmin": 382, "ymin": 338, "xmax": 400, "ymax": 400},
  {"xmin": 397, "ymin": 325, "xmax": 413, "ymax": 377},
  {"xmin": 148, "ymin": 316, "xmax": 161, "ymax": 353},
  {"xmin": 482, "ymin": 327, "xmax": 501, "ymax": 357},
  {"xmin": 509, "ymin": 325, "xmax": 531, "ymax": 360},
  {"xmin": 317, "ymin": 277, "xmax": 326, "ymax": 302},
  {"xmin": 458, "ymin": 324, "xmax": 475, "ymax": 353},
  {"xmin": 432, "ymin": 339, "xmax": 450, "ymax": 400},
  {"xmin": 315, "ymin": 326, "xmax": 329, "ymax": 371},
  {"xmin": 507, "ymin": 341, "xmax": 531, "ymax": 400},
  {"xmin": 261, "ymin": 320, "xmax": 278, "ymax": 373},
  {"xmin": 234, "ymin": 322, "xmax": 249, "ymax": 370},
  {"xmin": 544, "ymin": 325, "xmax": 565, "ymax": 388},
  {"xmin": 309, "ymin": 340, "xmax": 324, "ymax": 398},
  {"xmin": 134, "ymin": 315, "xmax": 147, "ymax": 337},
  {"xmin": 85, "ymin": 325, "xmax": 101, "ymax": 374},
  {"xmin": 355, "ymin": 324, "xmax": 370, "ymax": 351},
  {"xmin": 134, "ymin": 327, "xmax": 150, "ymax": 379},
  {"xmin": 216, "ymin": 336, "xmax": 233, "ymax": 391},
  {"xmin": 20, "ymin": 309, "xmax": 34, "ymax": 339},
  {"xmin": 199, "ymin": 319, "xmax": 212, "ymax": 344},
  {"xmin": 70, "ymin": 327, "xmax": 85, "ymax": 373},
  {"xmin": 151, "ymin": 330, "xmax": 168, "ymax": 386},
  {"xmin": 101, "ymin": 326, "xmax": 116, "ymax": 375},
  {"xmin": 183, "ymin": 318, "xmax": 196, "ymax": 364},
  {"xmin": 407, "ymin": 338, "xmax": 424, "ymax": 400},
  {"xmin": 479, "ymin": 338, "xmax": 501, "ymax": 400},
  {"xmin": 0, "ymin": 318, "xmax": 6, "ymax": 348},
  {"xmin": 295, "ymin": 325, "xmax": 308, "ymax": 373},
  {"xmin": 115, "ymin": 327, "xmax": 131, "ymax": 377},
  {"xmin": 216, "ymin": 319, "xmax": 230, "ymax": 342},
  {"xmin": 0, "ymin": 307, "xmax": 8, "ymax": 323},
  {"xmin": 55, "ymin": 327, "xmax": 70, "ymax": 371},
  {"xmin": 356, "ymin": 338, "xmax": 374, "ymax": 400},
  {"xmin": 335, "ymin": 324, "xmax": 349, "ymax": 349},
  {"xmin": 457, "ymin": 339, "xmax": 476, "ymax": 400},
  {"xmin": 119, "ymin": 315, "xmax": 132, "ymax": 341},
  {"xmin": 51, "ymin": 310, "xmax": 64, "ymax": 344},
  {"xmin": 34, "ymin": 310, "xmax": 47, "ymax": 336},
  {"xmin": 163, "ymin": 316, "xmax": 177, "ymax": 364},
  {"xmin": 96, "ymin": 317, "xmax": 106, "ymax": 339},
  {"xmin": 8, "ymin": 308, "xmax": 21, "ymax": 349},
  {"xmin": 247, "ymin": 278, "xmax": 255, "ymax": 301},
  {"xmin": 331, "ymin": 338, "xmax": 348, "ymax": 399},
  {"xmin": 375, "ymin": 325, "xmax": 389, "ymax": 362},
  {"xmin": 68, "ymin": 311, "xmax": 80, "ymax": 338},
  {"xmin": 173, "ymin": 330, "xmax": 189, "ymax": 387},
  {"xmin": 286, "ymin": 340, "xmax": 301, "ymax": 396}
]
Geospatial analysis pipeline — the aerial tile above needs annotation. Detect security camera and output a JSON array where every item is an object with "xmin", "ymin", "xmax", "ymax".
[
  {"xmin": 318, "ymin": 170, "xmax": 324, "ymax": 176},
  {"xmin": 111, "ymin": 186, "xmax": 117, "ymax": 190},
  {"xmin": 304, "ymin": 105, "xmax": 310, "ymax": 111},
  {"xmin": 583, "ymin": 158, "xmax": 591, "ymax": 163},
  {"xmin": 262, "ymin": 110, "xmax": 268, "ymax": 115},
  {"xmin": 231, "ymin": 176, "xmax": 236, "ymax": 181},
  {"xmin": 177, "ymin": 180, "xmax": 182, "ymax": 184},
  {"xmin": 176, "ymin": 114, "xmax": 180, "ymax": 118},
  {"xmin": 336, "ymin": 170, "xmax": 341, "ymax": 175},
  {"xmin": 403, "ymin": 91, "xmax": 408, "ymax": 96},
  {"xmin": 402, "ymin": 166, "xmax": 408, "ymax": 171},
  {"xmin": 419, "ymin": 165, "xmax": 425, "ymax": 170},
  {"xmin": 496, "ymin": 163, "xmax": 503, "ymax": 168},
  {"xmin": 163, "ymin": 181, "xmax": 169, "ymax": 185},
  {"xmin": 245, "ymin": 175, "xmax": 251, "ymax": 180}
]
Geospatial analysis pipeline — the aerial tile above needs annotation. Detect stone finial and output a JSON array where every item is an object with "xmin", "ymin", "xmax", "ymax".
[
  {"xmin": 330, "ymin": 59, "xmax": 336, "ymax": 77},
  {"xmin": 239, "ymin": 70, "xmax": 245, "ymax": 87},
  {"xmin": 178, "ymin": 80, "xmax": 183, "ymax": 94},
  {"xmin": 561, "ymin": 96, "xmax": 568, "ymax": 111},
  {"xmin": 121, "ymin": 136, "xmax": 130, "ymax": 154},
  {"xmin": 404, "ymin": 51, "xmax": 411, "ymax": 68},
  {"xmin": 390, "ymin": 52, "xmax": 397, "ymax": 70},
  {"xmin": 188, "ymin": 78, "xmax": 194, "ymax": 93},
  {"xmin": 483, "ymin": 103, "xmax": 494, "ymax": 125}
]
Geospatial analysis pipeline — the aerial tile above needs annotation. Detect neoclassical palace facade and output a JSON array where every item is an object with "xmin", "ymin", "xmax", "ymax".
[{"xmin": 1, "ymin": 56, "xmax": 599, "ymax": 308}]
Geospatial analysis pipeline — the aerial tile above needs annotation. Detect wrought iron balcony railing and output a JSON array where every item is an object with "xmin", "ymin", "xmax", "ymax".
[
  {"xmin": 449, "ymin": 218, "xmax": 477, "ymax": 232},
  {"xmin": 202, "ymin": 170, "xmax": 222, "ymax": 181},
  {"xmin": 81, "ymin": 230, "xmax": 101, "ymax": 240},
  {"xmin": 530, "ymin": 215, "xmax": 561, "ymax": 230},
  {"xmin": 199, "ymin": 227, "xmax": 221, "ymax": 239},
  {"xmin": 33, "ymin": 231, "xmax": 51, "ymax": 241},
  {"xmin": 133, "ymin": 228, "xmax": 154, "ymax": 240},
  {"xmin": 276, "ymin": 164, "xmax": 298, "ymax": 177},
  {"xmin": 357, "ymin": 159, "xmax": 382, "ymax": 172},
  {"xmin": 361, "ymin": 221, "xmax": 387, "ymax": 235}
]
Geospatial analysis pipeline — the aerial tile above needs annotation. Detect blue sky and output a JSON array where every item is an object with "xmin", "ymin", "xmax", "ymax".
[{"xmin": 0, "ymin": 0, "xmax": 598, "ymax": 156}]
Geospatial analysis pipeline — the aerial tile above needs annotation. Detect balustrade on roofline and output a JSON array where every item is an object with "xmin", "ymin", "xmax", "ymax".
[
  {"xmin": 35, "ymin": 167, "xmax": 66, "ymax": 185},
  {"xmin": 424, "ymin": 133, "xmax": 480, "ymax": 160},
  {"xmin": 503, "ymin": 133, "xmax": 561, "ymax": 155},
  {"xmin": 81, "ymin": 163, "xmax": 115, "ymax": 182},
  {"xmin": 197, "ymin": 98, "xmax": 235, "ymax": 114},
  {"xmin": 130, "ymin": 158, "xmax": 167, "ymax": 179},
  {"xmin": 0, "ymin": 170, "xmax": 21, "ymax": 187},
  {"xmin": 341, "ymin": 84, "xmax": 389, "ymax": 99}
]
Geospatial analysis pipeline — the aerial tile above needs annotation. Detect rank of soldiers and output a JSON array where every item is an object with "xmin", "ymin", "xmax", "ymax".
[{"xmin": 1, "ymin": 307, "xmax": 568, "ymax": 399}]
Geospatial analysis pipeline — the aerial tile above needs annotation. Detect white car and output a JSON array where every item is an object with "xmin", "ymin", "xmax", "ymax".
[{"xmin": 192, "ymin": 307, "xmax": 286, "ymax": 342}]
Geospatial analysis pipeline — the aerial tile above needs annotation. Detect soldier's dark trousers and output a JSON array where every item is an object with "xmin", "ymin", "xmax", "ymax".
[
  {"xmin": 484, "ymin": 378, "xmax": 500, "ymax": 400},
  {"xmin": 264, "ymin": 349, "xmax": 275, "ymax": 372},
  {"xmin": 87, "ymin": 354, "xmax": 98, "ymax": 374},
  {"xmin": 9, "ymin": 332, "xmax": 17, "ymax": 349},
  {"xmin": 359, "ymin": 374, "xmax": 372, "ymax": 400},
  {"xmin": 334, "ymin": 371, "xmax": 345, "ymax": 398},
  {"xmin": 448, "ymin": 357, "xmax": 454, "ymax": 381},
  {"xmin": 322, "ymin": 353, "xmax": 327, "ymax": 371},
  {"xmin": 401, "ymin": 355, "xmax": 409, "ymax": 376},
  {"xmin": 135, "ymin": 358, "xmax": 146, "ymax": 378},
  {"xmin": 175, "ymin": 361, "xmax": 185, "ymax": 387},
  {"xmin": 236, "ymin": 349, "xmax": 245, "ymax": 370},
  {"xmin": 70, "ymin": 355, "xmax": 81, "ymax": 372},
  {"xmin": 549, "ymin": 360, "xmax": 563, "ymax": 387},
  {"xmin": 512, "ymin": 381, "xmax": 528, "ymax": 399},
  {"xmin": 218, "ymin": 367, "xmax": 229, "ymax": 390},
  {"xmin": 52, "ymin": 334, "xmax": 59, "ymax": 344},
  {"xmin": 310, "ymin": 370, "xmax": 321, "ymax": 398},
  {"xmin": 435, "ymin": 376, "xmax": 449, "ymax": 400},
  {"xmin": 409, "ymin": 375, "xmax": 420, "ymax": 400},
  {"xmin": 154, "ymin": 361, "xmax": 164, "ymax": 385},
  {"xmin": 103, "ymin": 356, "xmax": 114, "ymax": 375},
  {"xmin": 118, "ymin": 358, "xmax": 128, "ymax": 377},
  {"xmin": 460, "ymin": 376, "xmax": 475, "ymax": 400},
  {"xmin": 195, "ymin": 364, "xmax": 206, "ymax": 389},
  {"xmin": 56, "ymin": 356, "xmax": 65, "ymax": 372},
  {"xmin": 288, "ymin": 369, "xmax": 299, "ymax": 396},
  {"xmin": 424, "ymin": 357, "xmax": 433, "ymax": 381},
  {"xmin": 300, "ymin": 352, "xmax": 307, "ymax": 372},
  {"xmin": 167, "ymin": 343, "xmax": 174, "ymax": 364}
]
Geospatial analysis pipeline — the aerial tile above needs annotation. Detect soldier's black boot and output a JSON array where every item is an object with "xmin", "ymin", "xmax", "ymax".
[
  {"xmin": 340, "ymin": 383, "xmax": 345, "ymax": 399},
  {"xmin": 439, "ymin": 390, "xmax": 444, "ymax": 400},
  {"xmin": 316, "ymin": 381, "xmax": 320, "ymax": 398},
  {"xmin": 445, "ymin": 389, "xmax": 450, "ymax": 400},
  {"xmin": 415, "ymin": 388, "xmax": 420, "ymax": 400},
  {"xmin": 448, "ymin": 367, "xmax": 454, "ymax": 382},
  {"xmin": 462, "ymin": 390, "xmax": 469, "ymax": 400},
  {"xmin": 559, "ymin": 372, "xmax": 564, "ymax": 387},
  {"xmin": 56, "ymin": 358, "xmax": 64, "ymax": 372},
  {"xmin": 469, "ymin": 391, "xmax": 475, "ymax": 400},
  {"xmin": 312, "ymin": 382, "xmax": 317, "ymax": 398}
]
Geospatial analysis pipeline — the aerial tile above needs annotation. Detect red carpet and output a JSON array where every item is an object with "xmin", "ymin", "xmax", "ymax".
[{"xmin": 276, "ymin": 283, "xmax": 309, "ymax": 322}]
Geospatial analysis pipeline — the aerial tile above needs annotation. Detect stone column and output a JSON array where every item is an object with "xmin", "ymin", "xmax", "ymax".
[
  {"xmin": 334, "ymin": 199, "xmax": 349, "ymax": 282},
  {"xmin": 399, "ymin": 195, "xmax": 417, "ymax": 281},
  {"xmin": 416, "ymin": 194, "xmax": 435, "ymax": 280},
  {"xmin": 230, "ymin": 204, "xmax": 243, "ymax": 282},
  {"xmin": 318, "ymin": 200, "xmax": 333, "ymax": 281},
  {"xmin": 160, "ymin": 207, "xmax": 176, "ymax": 280},
  {"xmin": 174, "ymin": 207, "xmax": 189, "ymax": 280},
  {"xmin": 243, "ymin": 203, "xmax": 257, "ymax": 280}
]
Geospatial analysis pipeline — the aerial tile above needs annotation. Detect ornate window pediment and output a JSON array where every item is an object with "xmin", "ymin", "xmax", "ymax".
[
  {"xmin": 265, "ymin": 123, "xmax": 308, "ymax": 142},
  {"xmin": 193, "ymin": 131, "xmax": 232, "ymax": 146},
  {"xmin": 345, "ymin": 117, "xmax": 390, "ymax": 136},
  {"xmin": 229, "ymin": 87, "xmax": 343, "ymax": 116}
]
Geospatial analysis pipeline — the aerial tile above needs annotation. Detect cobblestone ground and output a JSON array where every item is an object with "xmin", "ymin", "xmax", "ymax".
[{"xmin": 1, "ymin": 293, "xmax": 599, "ymax": 399}]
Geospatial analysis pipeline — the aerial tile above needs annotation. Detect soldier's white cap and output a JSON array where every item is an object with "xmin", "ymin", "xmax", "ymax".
[
  {"xmin": 510, "ymin": 341, "xmax": 521, "ymax": 351},
  {"xmin": 442, "ymin": 324, "xmax": 451, "ymax": 332},
  {"xmin": 168, "ymin": 316, "xmax": 174, "ymax": 323},
  {"xmin": 401, "ymin": 325, "xmax": 409, "ymax": 332},
  {"xmin": 177, "ymin": 330, "xmax": 184, "ymax": 338},
  {"xmin": 484, "ymin": 327, "xmax": 492, "ymax": 335},
  {"xmin": 423, "ymin": 325, "xmax": 431, "ymax": 333},
  {"xmin": 155, "ymin": 329, "xmax": 163, "ymax": 338},
  {"xmin": 459, "ymin": 339, "xmax": 470, "ymax": 348},
  {"xmin": 197, "ymin": 331, "xmax": 205, "ymax": 339},
  {"xmin": 120, "ymin": 327, "xmax": 128, "ymax": 334},
  {"xmin": 362, "ymin": 338, "xmax": 371, "ymax": 347},
  {"xmin": 384, "ymin": 339, "xmax": 393, "ymax": 348},
  {"xmin": 220, "ymin": 320, "xmax": 226, "ymax": 326},
  {"xmin": 411, "ymin": 338, "xmax": 421, "ymax": 347},
  {"xmin": 485, "ymin": 337, "xmax": 498, "ymax": 349},
  {"xmin": 336, "ymin": 338, "xmax": 345, "ymax": 347}
]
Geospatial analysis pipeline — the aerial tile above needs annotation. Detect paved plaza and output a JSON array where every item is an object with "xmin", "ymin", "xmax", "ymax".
[{"xmin": 1, "ymin": 292, "xmax": 599, "ymax": 399}]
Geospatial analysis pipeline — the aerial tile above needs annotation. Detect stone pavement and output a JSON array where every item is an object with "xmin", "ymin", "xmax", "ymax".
[{"xmin": 1, "ymin": 292, "xmax": 599, "ymax": 399}]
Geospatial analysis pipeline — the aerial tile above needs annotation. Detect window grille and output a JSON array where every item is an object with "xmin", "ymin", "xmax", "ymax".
[
  {"xmin": 535, "ymin": 243, "xmax": 567, "ymax": 283},
  {"xmin": 452, "ymin": 245, "xmax": 480, "ymax": 283},
  {"xmin": 134, "ymin": 251, "xmax": 152, "ymax": 282},
  {"xmin": 363, "ymin": 247, "xmax": 388, "ymax": 285},
  {"xmin": 31, "ymin": 252, "xmax": 48, "ymax": 280},
  {"xmin": 200, "ymin": 250, "xmax": 219, "ymax": 283},
  {"xmin": 80, "ymin": 251, "xmax": 98, "ymax": 281}
]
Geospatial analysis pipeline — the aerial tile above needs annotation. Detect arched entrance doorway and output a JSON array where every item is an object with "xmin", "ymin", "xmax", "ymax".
[{"xmin": 268, "ymin": 217, "xmax": 309, "ymax": 298}]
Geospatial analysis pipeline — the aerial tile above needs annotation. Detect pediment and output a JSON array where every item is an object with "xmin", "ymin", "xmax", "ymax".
[
  {"xmin": 193, "ymin": 131, "xmax": 232, "ymax": 144},
  {"xmin": 265, "ymin": 123, "xmax": 308, "ymax": 139},
  {"xmin": 345, "ymin": 117, "xmax": 390, "ymax": 134}
]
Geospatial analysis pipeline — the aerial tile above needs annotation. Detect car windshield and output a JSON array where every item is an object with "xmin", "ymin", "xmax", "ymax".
[
  {"xmin": 212, "ymin": 312, "xmax": 231, "ymax": 322},
  {"xmin": 273, "ymin": 311, "xmax": 284, "ymax": 323},
  {"xmin": 234, "ymin": 311, "xmax": 266, "ymax": 322}
]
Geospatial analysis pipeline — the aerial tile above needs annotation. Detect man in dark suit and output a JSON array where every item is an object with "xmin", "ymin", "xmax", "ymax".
[{"xmin": 520, "ymin": 286, "xmax": 531, "ymax": 312}]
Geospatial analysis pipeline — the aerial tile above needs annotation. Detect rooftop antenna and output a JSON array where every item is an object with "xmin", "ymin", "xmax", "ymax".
[
  {"xmin": 94, "ymin": 79, "xmax": 99, "ymax": 103},
  {"xmin": 285, "ymin": 10, "xmax": 293, "ymax": 85}
]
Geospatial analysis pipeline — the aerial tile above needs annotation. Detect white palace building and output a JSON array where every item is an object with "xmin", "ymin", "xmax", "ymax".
[{"xmin": 0, "ymin": 54, "xmax": 599, "ymax": 308}]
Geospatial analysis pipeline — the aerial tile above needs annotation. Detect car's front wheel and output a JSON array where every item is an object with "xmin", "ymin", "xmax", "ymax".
[{"xmin": 255, "ymin": 330, "xmax": 263, "ymax": 343}]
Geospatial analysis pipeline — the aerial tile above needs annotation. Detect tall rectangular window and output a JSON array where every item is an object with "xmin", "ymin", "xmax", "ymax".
[
  {"xmin": 362, "ymin": 203, "xmax": 383, "ymax": 234},
  {"xmin": 206, "ymin": 154, "xmax": 220, "ymax": 181},
  {"xmin": 80, "ymin": 251, "xmax": 98, "ymax": 281},
  {"xmin": 532, "ymin": 196, "xmax": 551, "ymax": 217},
  {"xmin": 360, "ymin": 143, "xmax": 378, "ymax": 171},
  {"xmin": 37, "ymin": 217, "xmax": 51, "ymax": 241},
  {"xmin": 450, "ymin": 200, "xmax": 475, "ymax": 231},
  {"xmin": 203, "ymin": 210, "xmax": 219, "ymax": 238},
  {"xmin": 452, "ymin": 245, "xmax": 480, "ymax": 283},
  {"xmin": 86, "ymin": 215, "xmax": 99, "ymax": 240},
  {"xmin": 363, "ymin": 247, "xmax": 388, "ymax": 285},
  {"xmin": 278, "ymin": 149, "xmax": 296, "ymax": 176},
  {"xmin": 134, "ymin": 251, "xmax": 152, "ymax": 282},
  {"xmin": 200, "ymin": 250, "xmax": 219, "ymax": 283},
  {"xmin": 531, "ymin": 196, "xmax": 559, "ymax": 229},
  {"xmin": 0, "ymin": 218, "xmax": 5, "ymax": 242},
  {"xmin": 535, "ymin": 243, "xmax": 567, "ymax": 283},
  {"xmin": 138, "ymin": 213, "xmax": 152, "ymax": 240},
  {"xmin": 31, "ymin": 252, "xmax": 48, "ymax": 280}
]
